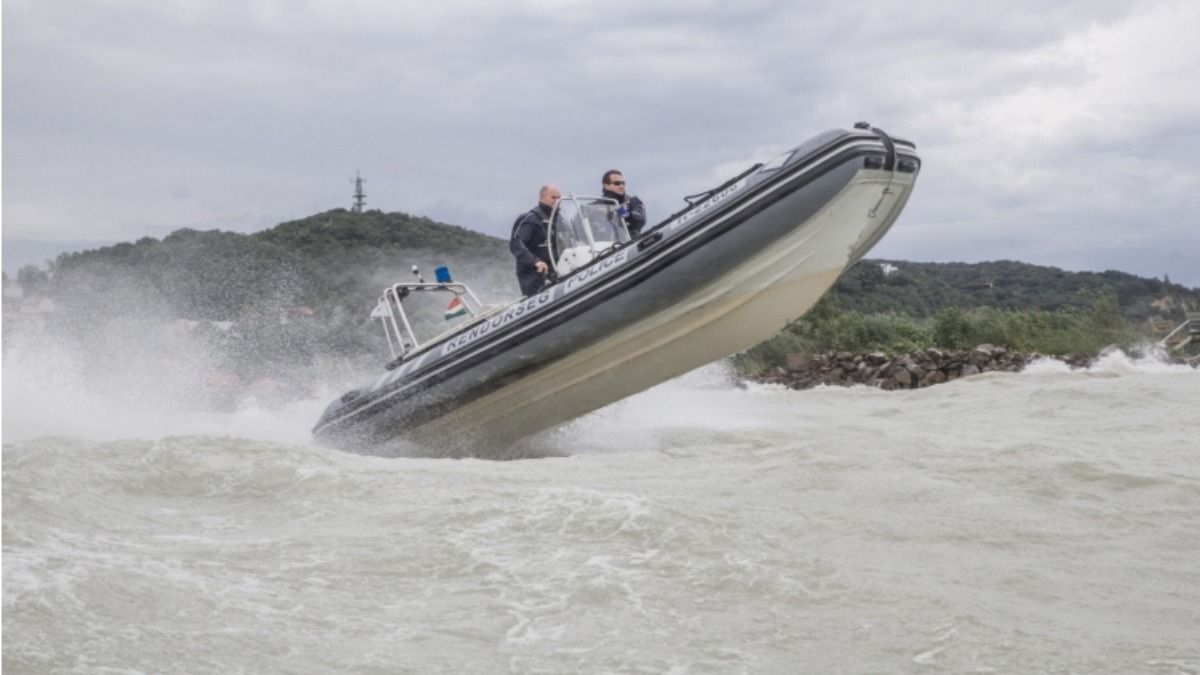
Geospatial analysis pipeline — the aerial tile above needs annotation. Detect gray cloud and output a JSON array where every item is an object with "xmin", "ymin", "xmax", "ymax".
[{"xmin": 4, "ymin": 0, "xmax": 1197, "ymax": 286}]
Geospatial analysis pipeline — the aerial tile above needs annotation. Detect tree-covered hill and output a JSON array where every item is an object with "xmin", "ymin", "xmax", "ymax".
[
  {"xmin": 9, "ymin": 210, "xmax": 513, "ymax": 388},
  {"xmin": 44, "ymin": 209, "xmax": 510, "ymax": 323},
  {"xmin": 829, "ymin": 259, "xmax": 1199, "ymax": 324},
  {"xmin": 26, "ymin": 212, "xmax": 1196, "ymax": 328},
  {"xmin": 258, "ymin": 209, "xmax": 504, "ymax": 260}
]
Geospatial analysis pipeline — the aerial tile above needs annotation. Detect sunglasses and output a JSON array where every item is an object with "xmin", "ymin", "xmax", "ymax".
[{"xmin": 607, "ymin": 180, "xmax": 625, "ymax": 186}]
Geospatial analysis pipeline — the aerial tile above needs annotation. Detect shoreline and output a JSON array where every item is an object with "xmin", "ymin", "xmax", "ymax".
[{"xmin": 744, "ymin": 345, "xmax": 1194, "ymax": 391}]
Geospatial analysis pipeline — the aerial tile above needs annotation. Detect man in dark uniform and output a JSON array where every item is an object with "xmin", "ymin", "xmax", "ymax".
[
  {"xmin": 601, "ymin": 170, "xmax": 647, "ymax": 237},
  {"xmin": 509, "ymin": 184, "xmax": 561, "ymax": 297}
]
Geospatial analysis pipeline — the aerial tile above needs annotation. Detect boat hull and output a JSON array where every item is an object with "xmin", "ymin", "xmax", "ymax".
[{"xmin": 409, "ymin": 169, "xmax": 914, "ymax": 451}]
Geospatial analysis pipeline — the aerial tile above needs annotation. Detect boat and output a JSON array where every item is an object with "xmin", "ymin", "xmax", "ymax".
[{"xmin": 313, "ymin": 122, "xmax": 921, "ymax": 454}]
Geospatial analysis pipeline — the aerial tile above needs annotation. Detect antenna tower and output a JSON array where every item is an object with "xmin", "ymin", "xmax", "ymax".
[{"xmin": 351, "ymin": 172, "xmax": 367, "ymax": 213}]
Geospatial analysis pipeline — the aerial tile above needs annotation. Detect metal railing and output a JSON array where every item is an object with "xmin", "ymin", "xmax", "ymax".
[{"xmin": 374, "ymin": 282, "xmax": 484, "ymax": 360}]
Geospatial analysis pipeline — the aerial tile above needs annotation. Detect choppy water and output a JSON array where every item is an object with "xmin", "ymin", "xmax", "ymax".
[{"xmin": 4, "ymin": 353, "xmax": 1199, "ymax": 673}]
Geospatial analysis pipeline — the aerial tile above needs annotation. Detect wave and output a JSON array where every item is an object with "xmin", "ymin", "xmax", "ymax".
[{"xmin": 1024, "ymin": 346, "xmax": 1196, "ymax": 376}]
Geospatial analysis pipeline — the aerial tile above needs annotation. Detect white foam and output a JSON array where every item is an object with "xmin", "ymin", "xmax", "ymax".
[
  {"xmin": 1090, "ymin": 346, "xmax": 1197, "ymax": 375},
  {"xmin": 1022, "ymin": 347, "xmax": 1197, "ymax": 378},
  {"xmin": 1022, "ymin": 356, "xmax": 1075, "ymax": 375}
]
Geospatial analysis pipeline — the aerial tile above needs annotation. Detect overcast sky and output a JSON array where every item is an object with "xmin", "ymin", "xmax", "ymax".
[{"xmin": 4, "ymin": 0, "xmax": 1198, "ymax": 285}]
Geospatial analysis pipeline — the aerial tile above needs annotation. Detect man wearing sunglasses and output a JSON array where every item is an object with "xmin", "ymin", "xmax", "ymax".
[
  {"xmin": 601, "ymin": 170, "xmax": 647, "ymax": 237},
  {"xmin": 509, "ymin": 184, "xmax": 561, "ymax": 297}
]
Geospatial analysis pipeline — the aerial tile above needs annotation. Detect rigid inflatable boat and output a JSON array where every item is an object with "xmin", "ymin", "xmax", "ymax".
[{"xmin": 314, "ymin": 123, "xmax": 921, "ymax": 453}]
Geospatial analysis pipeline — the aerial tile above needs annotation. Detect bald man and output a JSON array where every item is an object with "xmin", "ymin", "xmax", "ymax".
[{"xmin": 509, "ymin": 184, "xmax": 561, "ymax": 296}]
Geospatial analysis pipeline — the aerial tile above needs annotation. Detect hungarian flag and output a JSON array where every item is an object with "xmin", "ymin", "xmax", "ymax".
[{"xmin": 444, "ymin": 296, "xmax": 468, "ymax": 320}]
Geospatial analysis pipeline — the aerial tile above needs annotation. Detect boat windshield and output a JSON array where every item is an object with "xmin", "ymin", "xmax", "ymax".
[{"xmin": 548, "ymin": 195, "xmax": 630, "ymax": 275}]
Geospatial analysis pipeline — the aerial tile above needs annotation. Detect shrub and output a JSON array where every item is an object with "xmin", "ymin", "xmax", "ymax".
[{"xmin": 731, "ymin": 291, "xmax": 1140, "ymax": 374}]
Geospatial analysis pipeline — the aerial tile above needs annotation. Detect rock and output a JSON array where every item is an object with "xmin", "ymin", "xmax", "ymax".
[
  {"xmin": 745, "ymin": 346, "xmax": 1045, "ymax": 392},
  {"xmin": 785, "ymin": 353, "xmax": 809, "ymax": 371},
  {"xmin": 969, "ymin": 346, "xmax": 993, "ymax": 366},
  {"xmin": 908, "ymin": 365, "xmax": 927, "ymax": 381},
  {"xmin": 1064, "ymin": 352, "xmax": 1092, "ymax": 369}
]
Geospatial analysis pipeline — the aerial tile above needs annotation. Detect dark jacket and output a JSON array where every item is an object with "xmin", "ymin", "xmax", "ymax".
[
  {"xmin": 509, "ymin": 203, "xmax": 554, "ymax": 296},
  {"xmin": 602, "ymin": 190, "xmax": 647, "ymax": 237}
]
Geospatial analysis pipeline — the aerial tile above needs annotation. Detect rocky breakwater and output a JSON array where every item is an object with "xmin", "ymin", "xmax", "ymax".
[{"xmin": 752, "ymin": 345, "xmax": 1095, "ymax": 391}]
